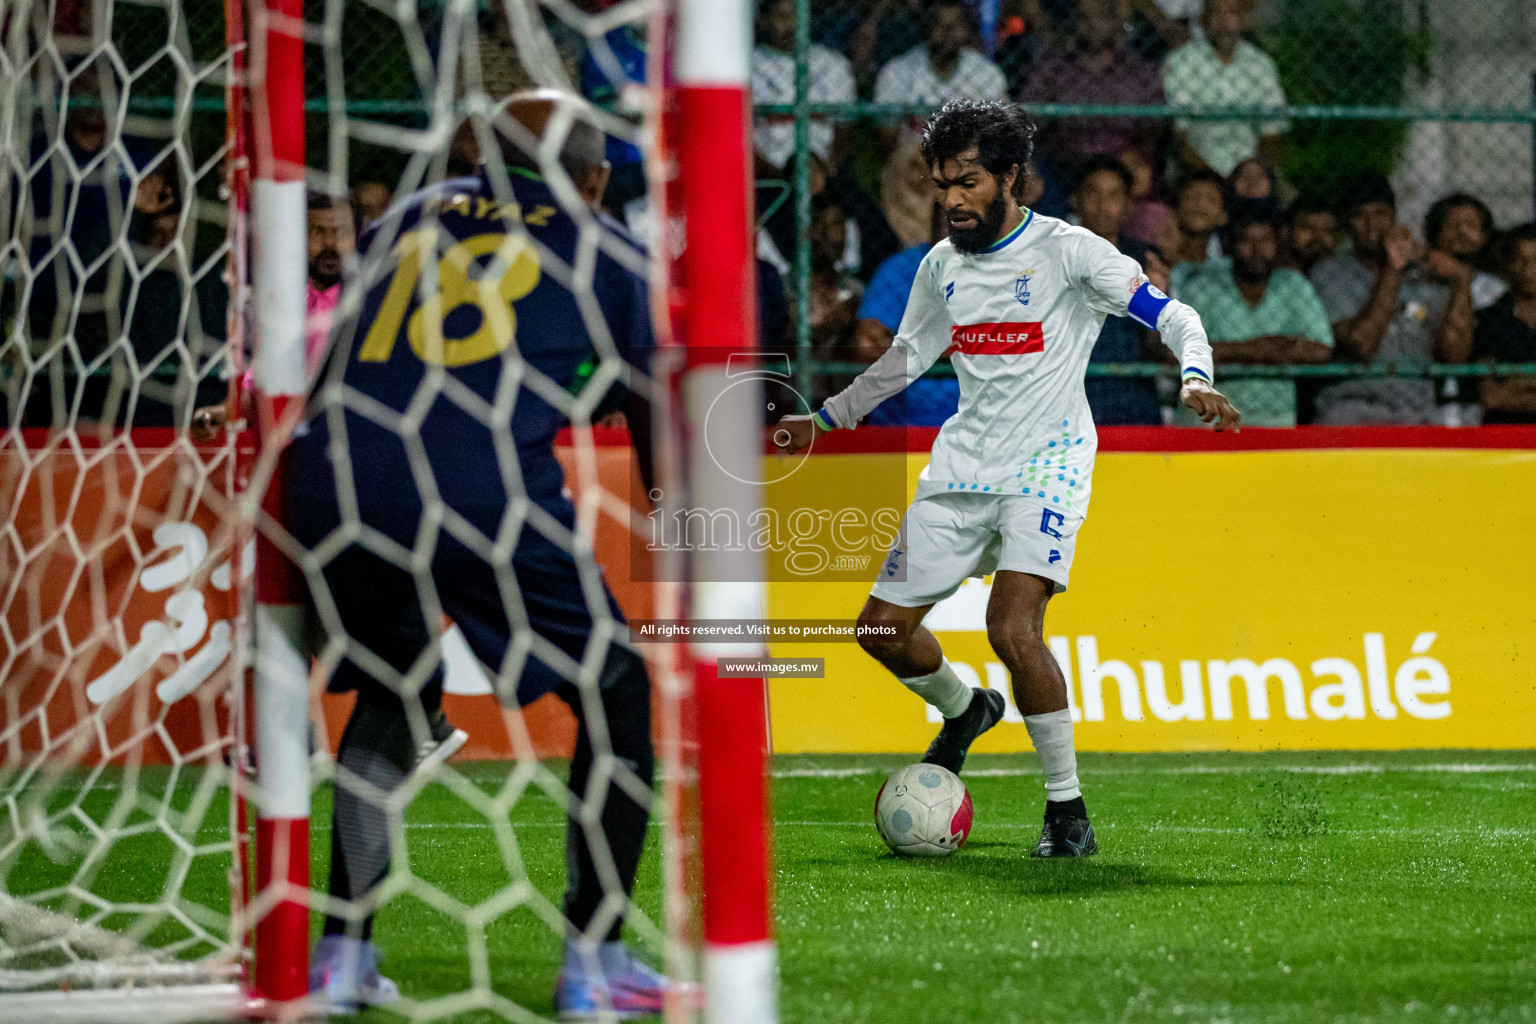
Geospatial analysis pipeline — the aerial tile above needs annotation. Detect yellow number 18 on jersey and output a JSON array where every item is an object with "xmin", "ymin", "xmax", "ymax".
[{"xmin": 357, "ymin": 228, "xmax": 542, "ymax": 368}]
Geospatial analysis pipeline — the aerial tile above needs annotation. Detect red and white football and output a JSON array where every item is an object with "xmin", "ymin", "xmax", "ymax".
[{"xmin": 874, "ymin": 763, "xmax": 973, "ymax": 857}]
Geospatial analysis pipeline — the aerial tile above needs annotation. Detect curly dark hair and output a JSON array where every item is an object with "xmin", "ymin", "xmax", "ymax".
[{"xmin": 920, "ymin": 98, "xmax": 1037, "ymax": 203}]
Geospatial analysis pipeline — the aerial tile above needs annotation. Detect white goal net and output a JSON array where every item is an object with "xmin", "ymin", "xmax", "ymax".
[{"xmin": 0, "ymin": 0, "xmax": 249, "ymax": 1016}]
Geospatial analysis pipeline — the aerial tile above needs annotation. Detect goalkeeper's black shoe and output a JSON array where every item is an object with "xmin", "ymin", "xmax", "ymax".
[
  {"xmin": 921, "ymin": 688, "xmax": 1007, "ymax": 776},
  {"xmin": 1030, "ymin": 798, "xmax": 1098, "ymax": 858}
]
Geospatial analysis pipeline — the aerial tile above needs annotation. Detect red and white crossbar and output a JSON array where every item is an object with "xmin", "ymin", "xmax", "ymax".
[
  {"xmin": 247, "ymin": 0, "xmax": 311, "ymax": 1009},
  {"xmin": 675, "ymin": 0, "xmax": 778, "ymax": 1021}
]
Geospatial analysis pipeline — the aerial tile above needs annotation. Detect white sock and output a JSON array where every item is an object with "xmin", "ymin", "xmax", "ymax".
[
  {"xmin": 1023, "ymin": 708, "xmax": 1081, "ymax": 801},
  {"xmin": 897, "ymin": 659, "xmax": 974, "ymax": 719}
]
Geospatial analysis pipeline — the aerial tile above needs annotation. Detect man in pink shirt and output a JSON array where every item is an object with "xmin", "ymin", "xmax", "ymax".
[
  {"xmin": 194, "ymin": 195, "xmax": 355, "ymax": 438},
  {"xmin": 301, "ymin": 195, "xmax": 352, "ymax": 377}
]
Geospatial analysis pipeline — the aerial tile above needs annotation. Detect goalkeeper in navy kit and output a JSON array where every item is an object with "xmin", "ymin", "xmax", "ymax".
[{"xmin": 287, "ymin": 91, "xmax": 664, "ymax": 1019}]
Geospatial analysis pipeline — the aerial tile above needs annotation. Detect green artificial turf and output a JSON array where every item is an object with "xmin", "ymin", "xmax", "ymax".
[
  {"xmin": 771, "ymin": 751, "xmax": 1536, "ymax": 1024},
  {"xmin": 4, "ymin": 750, "xmax": 1534, "ymax": 1022}
]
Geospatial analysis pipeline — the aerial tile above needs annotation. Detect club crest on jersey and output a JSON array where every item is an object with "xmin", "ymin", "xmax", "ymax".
[{"xmin": 1014, "ymin": 269, "xmax": 1035, "ymax": 307}]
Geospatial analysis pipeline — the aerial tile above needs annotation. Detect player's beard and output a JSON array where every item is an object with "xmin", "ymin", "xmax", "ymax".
[{"xmin": 947, "ymin": 189, "xmax": 1010, "ymax": 255}]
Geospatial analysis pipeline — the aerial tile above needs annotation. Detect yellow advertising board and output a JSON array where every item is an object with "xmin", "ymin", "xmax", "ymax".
[{"xmin": 766, "ymin": 447, "xmax": 1536, "ymax": 752}]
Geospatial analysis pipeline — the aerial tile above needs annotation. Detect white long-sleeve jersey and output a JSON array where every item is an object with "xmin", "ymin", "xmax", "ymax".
[{"xmin": 819, "ymin": 210, "xmax": 1214, "ymax": 517}]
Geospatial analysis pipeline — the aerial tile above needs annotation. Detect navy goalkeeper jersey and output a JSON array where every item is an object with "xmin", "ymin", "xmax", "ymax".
[{"xmin": 289, "ymin": 168, "xmax": 652, "ymax": 532}]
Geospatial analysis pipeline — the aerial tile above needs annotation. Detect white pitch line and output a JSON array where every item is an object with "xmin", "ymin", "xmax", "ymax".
[
  {"xmin": 297, "ymin": 820, "xmax": 1536, "ymax": 838},
  {"xmin": 772, "ymin": 762, "xmax": 1536, "ymax": 779},
  {"xmin": 62, "ymin": 761, "xmax": 1536, "ymax": 792},
  {"xmin": 775, "ymin": 822, "xmax": 1536, "ymax": 838}
]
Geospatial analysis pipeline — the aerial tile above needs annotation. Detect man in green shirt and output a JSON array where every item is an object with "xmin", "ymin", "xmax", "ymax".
[{"xmin": 1177, "ymin": 201, "xmax": 1334, "ymax": 426}]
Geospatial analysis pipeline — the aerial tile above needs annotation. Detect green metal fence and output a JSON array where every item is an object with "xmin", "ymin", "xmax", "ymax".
[
  {"xmin": 758, "ymin": 0, "xmax": 1536, "ymax": 426},
  {"xmin": 14, "ymin": 0, "xmax": 1536, "ymax": 429}
]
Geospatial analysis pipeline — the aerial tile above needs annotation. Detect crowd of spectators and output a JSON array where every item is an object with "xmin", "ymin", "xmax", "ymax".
[
  {"xmin": 9, "ymin": 0, "xmax": 1536, "ymax": 433},
  {"xmin": 739, "ymin": 0, "xmax": 1536, "ymax": 427},
  {"xmin": 1, "ymin": 53, "xmax": 407, "ymax": 431}
]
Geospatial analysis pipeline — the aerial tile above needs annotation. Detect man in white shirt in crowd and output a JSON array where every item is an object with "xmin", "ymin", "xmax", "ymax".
[
  {"xmin": 776, "ymin": 99, "xmax": 1238, "ymax": 859},
  {"xmin": 1162, "ymin": 0, "xmax": 1288, "ymax": 176},
  {"xmin": 751, "ymin": 0, "xmax": 856, "ymax": 175},
  {"xmin": 875, "ymin": 0, "xmax": 1007, "ymax": 151}
]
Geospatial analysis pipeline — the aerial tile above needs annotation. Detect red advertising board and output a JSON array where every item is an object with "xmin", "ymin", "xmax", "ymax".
[{"xmin": 3, "ymin": 429, "xmax": 654, "ymax": 766}]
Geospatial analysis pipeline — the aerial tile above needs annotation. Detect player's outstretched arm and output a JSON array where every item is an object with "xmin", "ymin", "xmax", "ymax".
[{"xmin": 774, "ymin": 255, "xmax": 951, "ymax": 452}]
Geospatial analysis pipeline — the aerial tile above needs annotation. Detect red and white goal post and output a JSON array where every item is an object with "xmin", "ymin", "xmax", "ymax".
[{"xmin": 0, "ymin": 0, "xmax": 774, "ymax": 1021}]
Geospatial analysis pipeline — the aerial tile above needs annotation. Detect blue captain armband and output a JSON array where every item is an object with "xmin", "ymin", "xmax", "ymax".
[
  {"xmin": 812, "ymin": 408, "xmax": 837, "ymax": 432},
  {"xmin": 1127, "ymin": 279, "xmax": 1172, "ymax": 330}
]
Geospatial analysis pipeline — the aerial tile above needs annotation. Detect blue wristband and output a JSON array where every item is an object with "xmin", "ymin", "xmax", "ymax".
[
  {"xmin": 1181, "ymin": 366, "xmax": 1212, "ymax": 384},
  {"xmin": 812, "ymin": 408, "xmax": 837, "ymax": 432}
]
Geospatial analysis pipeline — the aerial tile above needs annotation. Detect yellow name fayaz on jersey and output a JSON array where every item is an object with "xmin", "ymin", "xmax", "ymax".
[
  {"xmin": 418, "ymin": 192, "xmax": 557, "ymax": 227},
  {"xmin": 358, "ymin": 193, "xmax": 554, "ymax": 368}
]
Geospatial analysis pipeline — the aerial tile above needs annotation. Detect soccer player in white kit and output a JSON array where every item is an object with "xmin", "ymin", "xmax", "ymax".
[{"xmin": 776, "ymin": 100, "xmax": 1240, "ymax": 857}]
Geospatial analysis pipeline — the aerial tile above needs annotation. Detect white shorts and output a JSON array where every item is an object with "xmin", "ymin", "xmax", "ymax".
[{"xmin": 869, "ymin": 493, "xmax": 1083, "ymax": 608}]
